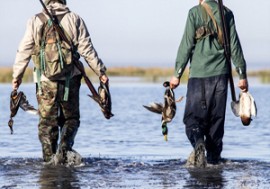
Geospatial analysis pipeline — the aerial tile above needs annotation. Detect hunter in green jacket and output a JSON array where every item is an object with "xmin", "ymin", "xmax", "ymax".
[{"xmin": 170, "ymin": 0, "xmax": 248, "ymax": 167}]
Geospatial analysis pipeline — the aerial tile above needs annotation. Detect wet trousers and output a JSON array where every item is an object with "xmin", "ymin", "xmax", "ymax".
[
  {"xmin": 36, "ymin": 75, "xmax": 81, "ymax": 162},
  {"xmin": 183, "ymin": 74, "xmax": 228, "ymax": 162}
]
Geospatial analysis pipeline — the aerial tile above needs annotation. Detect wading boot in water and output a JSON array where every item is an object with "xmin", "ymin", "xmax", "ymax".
[
  {"xmin": 49, "ymin": 126, "xmax": 82, "ymax": 166},
  {"xmin": 48, "ymin": 149, "xmax": 82, "ymax": 166},
  {"xmin": 45, "ymin": 141, "xmax": 82, "ymax": 166},
  {"xmin": 194, "ymin": 140, "xmax": 206, "ymax": 168},
  {"xmin": 185, "ymin": 126, "xmax": 206, "ymax": 168},
  {"xmin": 186, "ymin": 140, "xmax": 206, "ymax": 168},
  {"xmin": 207, "ymin": 152, "xmax": 221, "ymax": 165}
]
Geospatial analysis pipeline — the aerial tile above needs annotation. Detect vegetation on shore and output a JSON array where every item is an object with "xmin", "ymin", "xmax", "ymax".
[
  {"xmin": 0, "ymin": 67, "xmax": 33, "ymax": 83},
  {"xmin": 1, "ymin": 66, "xmax": 269, "ymax": 83},
  {"xmin": 246, "ymin": 70, "xmax": 270, "ymax": 83}
]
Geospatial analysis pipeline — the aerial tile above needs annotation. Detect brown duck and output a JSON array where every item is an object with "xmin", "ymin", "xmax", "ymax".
[{"xmin": 143, "ymin": 81, "xmax": 183, "ymax": 141}]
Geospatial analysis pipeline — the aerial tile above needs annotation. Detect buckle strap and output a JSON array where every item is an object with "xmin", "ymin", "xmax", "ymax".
[{"xmin": 63, "ymin": 73, "xmax": 71, "ymax": 101}]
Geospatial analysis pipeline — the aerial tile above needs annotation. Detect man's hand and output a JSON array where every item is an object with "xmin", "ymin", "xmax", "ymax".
[
  {"xmin": 12, "ymin": 78, "xmax": 22, "ymax": 90},
  {"xmin": 170, "ymin": 76, "xmax": 180, "ymax": 89},
  {"xmin": 238, "ymin": 79, "xmax": 248, "ymax": 92},
  {"xmin": 100, "ymin": 74, "xmax": 109, "ymax": 84}
]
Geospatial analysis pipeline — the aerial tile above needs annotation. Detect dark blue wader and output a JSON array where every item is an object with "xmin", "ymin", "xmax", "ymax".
[{"xmin": 184, "ymin": 74, "xmax": 228, "ymax": 163}]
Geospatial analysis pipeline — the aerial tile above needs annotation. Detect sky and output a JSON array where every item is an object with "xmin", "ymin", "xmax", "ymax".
[{"xmin": 1, "ymin": 0, "xmax": 269, "ymax": 70}]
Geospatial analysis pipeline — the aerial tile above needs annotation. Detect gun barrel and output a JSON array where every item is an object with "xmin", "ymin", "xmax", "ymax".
[{"xmin": 217, "ymin": 0, "xmax": 236, "ymax": 102}]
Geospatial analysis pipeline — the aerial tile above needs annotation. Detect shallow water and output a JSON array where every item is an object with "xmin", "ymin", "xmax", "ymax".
[
  {"xmin": 1, "ymin": 158, "xmax": 270, "ymax": 189},
  {"xmin": 0, "ymin": 81, "xmax": 270, "ymax": 188}
]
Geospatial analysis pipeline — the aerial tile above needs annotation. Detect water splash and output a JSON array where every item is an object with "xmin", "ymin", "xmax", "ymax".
[{"xmin": 1, "ymin": 157, "xmax": 270, "ymax": 188}]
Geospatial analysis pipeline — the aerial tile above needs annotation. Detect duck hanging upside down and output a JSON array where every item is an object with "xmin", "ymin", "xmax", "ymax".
[
  {"xmin": 8, "ymin": 90, "xmax": 38, "ymax": 134},
  {"xmin": 233, "ymin": 91, "xmax": 257, "ymax": 126},
  {"xmin": 143, "ymin": 81, "xmax": 184, "ymax": 141}
]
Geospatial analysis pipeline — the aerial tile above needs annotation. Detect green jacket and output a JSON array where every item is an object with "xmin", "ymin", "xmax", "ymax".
[{"xmin": 174, "ymin": 0, "xmax": 247, "ymax": 79}]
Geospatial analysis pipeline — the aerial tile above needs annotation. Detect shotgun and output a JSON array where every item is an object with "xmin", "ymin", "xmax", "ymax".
[{"xmin": 217, "ymin": 0, "xmax": 238, "ymax": 114}]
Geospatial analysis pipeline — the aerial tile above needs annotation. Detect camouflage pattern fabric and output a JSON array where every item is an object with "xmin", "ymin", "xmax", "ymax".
[{"xmin": 36, "ymin": 75, "xmax": 81, "ymax": 162}]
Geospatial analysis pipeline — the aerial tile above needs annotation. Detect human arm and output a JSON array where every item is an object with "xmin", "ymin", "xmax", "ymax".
[
  {"xmin": 12, "ymin": 18, "xmax": 35, "ymax": 90},
  {"xmin": 75, "ymin": 16, "xmax": 107, "ymax": 82},
  {"xmin": 174, "ymin": 10, "xmax": 196, "ymax": 79},
  {"xmin": 171, "ymin": 10, "xmax": 196, "ymax": 88},
  {"xmin": 227, "ymin": 11, "xmax": 248, "ymax": 91}
]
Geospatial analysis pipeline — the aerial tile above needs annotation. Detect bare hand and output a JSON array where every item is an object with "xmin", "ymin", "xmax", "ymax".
[
  {"xmin": 238, "ymin": 79, "xmax": 248, "ymax": 92},
  {"xmin": 12, "ymin": 78, "xmax": 22, "ymax": 90},
  {"xmin": 170, "ymin": 76, "xmax": 180, "ymax": 89},
  {"xmin": 100, "ymin": 74, "xmax": 109, "ymax": 84}
]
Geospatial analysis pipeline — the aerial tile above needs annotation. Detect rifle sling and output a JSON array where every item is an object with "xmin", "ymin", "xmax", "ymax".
[{"xmin": 201, "ymin": 2, "xmax": 223, "ymax": 46}]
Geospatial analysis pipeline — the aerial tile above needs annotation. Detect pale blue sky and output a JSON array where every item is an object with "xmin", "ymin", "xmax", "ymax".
[{"xmin": 1, "ymin": 0, "xmax": 269, "ymax": 70}]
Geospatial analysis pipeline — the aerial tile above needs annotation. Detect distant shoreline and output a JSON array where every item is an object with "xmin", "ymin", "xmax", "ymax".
[{"xmin": 1, "ymin": 66, "xmax": 270, "ymax": 83}]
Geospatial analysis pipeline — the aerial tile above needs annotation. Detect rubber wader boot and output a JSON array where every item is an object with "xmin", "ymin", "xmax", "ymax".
[
  {"xmin": 55, "ymin": 126, "xmax": 78, "ymax": 165},
  {"xmin": 186, "ymin": 127, "xmax": 206, "ymax": 168},
  {"xmin": 194, "ymin": 139, "xmax": 206, "ymax": 168}
]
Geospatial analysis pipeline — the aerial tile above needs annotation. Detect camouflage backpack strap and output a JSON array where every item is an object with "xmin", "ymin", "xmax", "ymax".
[
  {"xmin": 37, "ymin": 12, "xmax": 47, "ymax": 23},
  {"xmin": 33, "ymin": 13, "xmax": 48, "ymax": 95}
]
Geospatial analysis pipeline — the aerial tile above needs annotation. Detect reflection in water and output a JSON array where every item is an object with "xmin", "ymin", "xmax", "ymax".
[
  {"xmin": 0, "ymin": 158, "xmax": 270, "ymax": 188},
  {"xmin": 146, "ymin": 159, "xmax": 188, "ymax": 189},
  {"xmin": 186, "ymin": 166, "xmax": 225, "ymax": 188},
  {"xmin": 39, "ymin": 165, "xmax": 80, "ymax": 189}
]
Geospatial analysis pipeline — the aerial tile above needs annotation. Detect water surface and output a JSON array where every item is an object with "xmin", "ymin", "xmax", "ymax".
[{"xmin": 0, "ymin": 82, "xmax": 269, "ymax": 188}]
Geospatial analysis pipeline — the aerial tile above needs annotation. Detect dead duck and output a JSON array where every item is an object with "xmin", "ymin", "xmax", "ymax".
[
  {"xmin": 231, "ymin": 91, "xmax": 257, "ymax": 126},
  {"xmin": 8, "ymin": 90, "xmax": 38, "ymax": 134},
  {"xmin": 88, "ymin": 82, "xmax": 114, "ymax": 119},
  {"xmin": 98, "ymin": 82, "xmax": 114, "ymax": 119},
  {"xmin": 238, "ymin": 92, "xmax": 257, "ymax": 126},
  {"xmin": 143, "ymin": 81, "xmax": 183, "ymax": 141}
]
